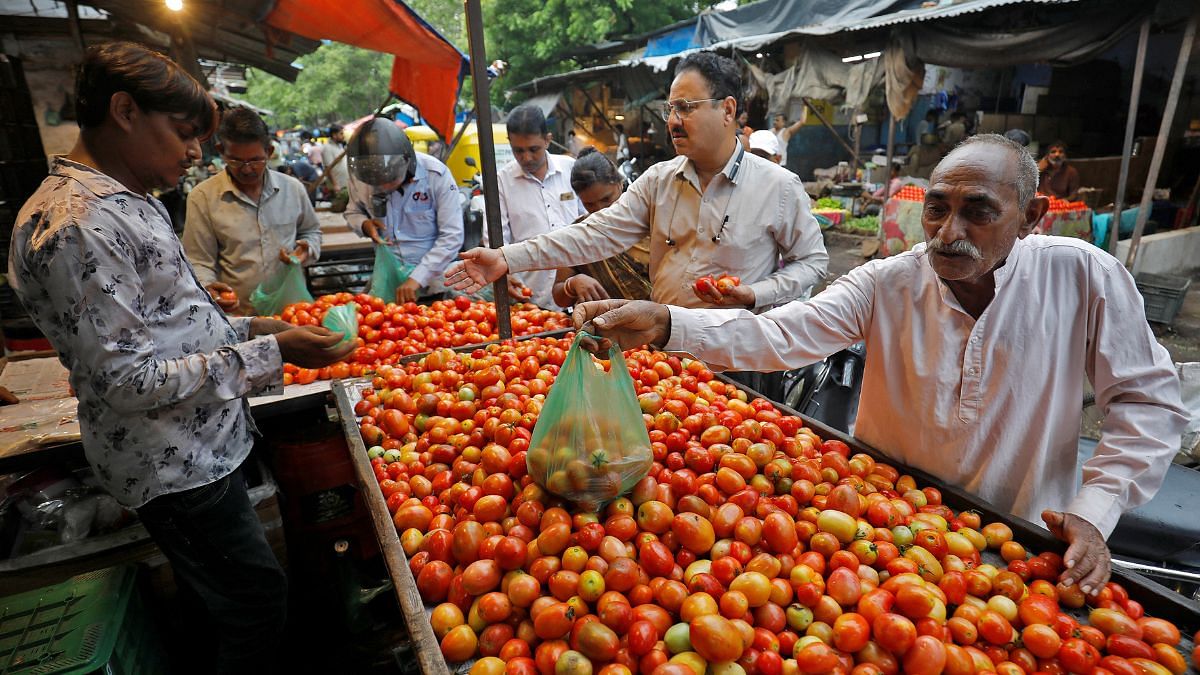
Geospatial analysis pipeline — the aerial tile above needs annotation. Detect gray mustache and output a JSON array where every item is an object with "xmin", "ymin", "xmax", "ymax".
[{"xmin": 928, "ymin": 238, "xmax": 983, "ymax": 260}]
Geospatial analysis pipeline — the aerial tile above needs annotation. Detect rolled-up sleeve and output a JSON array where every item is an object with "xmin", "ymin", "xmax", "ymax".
[
  {"xmin": 503, "ymin": 177, "xmax": 654, "ymax": 273},
  {"xmin": 748, "ymin": 178, "xmax": 828, "ymax": 309},
  {"xmin": 1071, "ymin": 258, "xmax": 1188, "ymax": 538},
  {"xmin": 43, "ymin": 227, "xmax": 284, "ymax": 413}
]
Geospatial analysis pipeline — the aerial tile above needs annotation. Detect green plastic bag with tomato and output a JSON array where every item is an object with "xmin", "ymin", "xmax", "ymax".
[
  {"xmin": 249, "ymin": 258, "xmax": 313, "ymax": 316},
  {"xmin": 321, "ymin": 302, "xmax": 358, "ymax": 346},
  {"xmin": 369, "ymin": 244, "xmax": 415, "ymax": 302},
  {"xmin": 526, "ymin": 332, "xmax": 653, "ymax": 512}
]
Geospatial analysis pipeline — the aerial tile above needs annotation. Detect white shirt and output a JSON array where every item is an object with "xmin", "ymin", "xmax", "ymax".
[
  {"xmin": 503, "ymin": 148, "xmax": 827, "ymax": 310},
  {"xmin": 321, "ymin": 141, "xmax": 350, "ymax": 191},
  {"xmin": 774, "ymin": 128, "xmax": 791, "ymax": 166},
  {"xmin": 664, "ymin": 236, "xmax": 1186, "ymax": 538},
  {"xmin": 493, "ymin": 153, "xmax": 586, "ymax": 309}
]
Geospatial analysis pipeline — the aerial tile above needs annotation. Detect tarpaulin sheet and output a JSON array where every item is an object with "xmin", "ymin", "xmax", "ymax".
[
  {"xmin": 750, "ymin": 47, "xmax": 883, "ymax": 115},
  {"xmin": 264, "ymin": 0, "xmax": 466, "ymax": 139}
]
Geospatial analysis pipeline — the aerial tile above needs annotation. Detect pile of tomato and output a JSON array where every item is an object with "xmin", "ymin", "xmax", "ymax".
[
  {"xmin": 1043, "ymin": 196, "xmax": 1089, "ymax": 214},
  {"xmin": 892, "ymin": 186, "xmax": 927, "ymax": 203},
  {"xmin": 352, "ymin": 336, "xmax": 1199, "ymax": 675},
  {"xmin": 276, "ymin": 293, "xmax": 569, "ymax": 384}
]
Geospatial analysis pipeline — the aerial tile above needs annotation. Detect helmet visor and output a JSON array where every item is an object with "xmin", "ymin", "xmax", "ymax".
[{"xmin": 349, "ymin": 154, "xmax": 412, "ymax": 189}]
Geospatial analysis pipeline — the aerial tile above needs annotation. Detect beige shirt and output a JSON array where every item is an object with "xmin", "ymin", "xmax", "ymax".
[
  {"xmin": 664, "ymin": 235, "xmax": 1187, "ymax": 538},
  {"xmin": 492, "ymin": 154, "xmax": 585, "ymax": 310},
  {"xmin": 502, "ymin": 148, "xmax": 827, "ymax": 310},
  {"xmin": 183, "ymin": 169, "xmax": 322, "ymax": 314}
]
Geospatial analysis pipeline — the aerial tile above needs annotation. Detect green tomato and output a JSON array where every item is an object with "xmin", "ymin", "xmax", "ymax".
[
  {"xmin": 367, "ymin": 446, "xmax": 385, "ymax": 459},
  {"xmin": 664, "ymin": 622, "xmax": 692, "ymax": 654},
  {"xmin": 383, "ymin": 448, "xmax": 402, "ymax": 463}
]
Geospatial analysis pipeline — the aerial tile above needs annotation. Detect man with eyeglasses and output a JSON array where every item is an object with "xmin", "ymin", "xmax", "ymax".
[
  {"xmin": 184, "ymin": 107, "xmax": 322, "ymax": 315},
  {"xmin": 448, "ymin": 51, "xmax": 826, "ymax": 314}
]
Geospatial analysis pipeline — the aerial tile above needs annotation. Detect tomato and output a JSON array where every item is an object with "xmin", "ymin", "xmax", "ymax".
[
  {"xmin": 1089, "ymin": 608, "xmax": 1143, "ymax": 640},
  {"xmin": 627, "ymin": 620, "xmax": 657, "ymax": 656},
  {"xmin": 1136, "ymin": 618, "xmax": 1181, "ymax": 646},
  {"xmin": 903, "ymin": 635, "xmax": 948, "ymax": 675},
  {"xmin": 1022, "ymin": 624, "xmax": 1062, "ymax": 659},
  {"xmin": 1058, "ymin": 638, "xmax": 1100, "ymax": 674},
  {"xmin": 833, "ymin": 612, "xmax": 871, "ymax": 653},
  {"xmin": 576, "ymin": 621, "xmax": 620, "ymax": 662},
  {"xmin": 874, "ymin": 612, "xmax": 918, "ymax": 655},
  {"xmin": 441, "ymin": 624, "xmax": 478, "ymax": 662}
]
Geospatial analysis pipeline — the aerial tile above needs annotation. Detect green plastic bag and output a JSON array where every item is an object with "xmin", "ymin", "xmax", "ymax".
[
  {"xmin": 321, "ymin": 302, "xmax": 358, "ymax": 345},
  {"xmin": 526, "ymin": 332, "xmax": 653, "ymax": 512},
  {"xmin": 249, "ymin": 259, "xmax": 313, "ymax": 316},
  {"xmin": 369, "ymin": 244, "xmax": 415, "ymax": 302}
]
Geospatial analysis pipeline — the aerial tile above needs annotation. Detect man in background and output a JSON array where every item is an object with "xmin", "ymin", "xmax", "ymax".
[
  {"xmin": 184, "ymin": 107, "xmax": 321, "ymax": 315},
  {"xmin": 1039, "ymin": 140, "xmax": 1081, "ymax": 201}
]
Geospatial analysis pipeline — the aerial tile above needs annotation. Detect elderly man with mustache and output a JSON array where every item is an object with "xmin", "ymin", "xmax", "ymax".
[{"xmin": 570, "ymin": 133, "xmax": 1188, "ymax": 601}]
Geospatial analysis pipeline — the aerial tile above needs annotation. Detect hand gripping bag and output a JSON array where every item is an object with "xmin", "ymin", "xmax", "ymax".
[
  {"xmin": 321, "ymin": 302, "xmax": 359, "ymax": 346},
  {"xmin": 369, "ymin": 244, "xmax": 414, "ymax": 302},
  {"xmin": 249, "ymin": 257, "xmax": 313, "ymax": 316},
  {"xmin": 526, "ymin": 332, "xmax": 653, "ymax": 512}
]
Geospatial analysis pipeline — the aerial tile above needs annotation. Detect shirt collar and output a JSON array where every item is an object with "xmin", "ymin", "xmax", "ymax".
[
  {"xmin": 674, "ymin": 143, "xmax": 747, "ymax": 188},
  {"xmin": 49, "ymin": 155, "xmax": 144, "ymax": 201},
  {"xmin": 519, "ymin": 153, "xmax": 564, "ymax": 182},
  {"xmin": 218, "ymin": 167, "xmax": 279, "ymax": 204}
]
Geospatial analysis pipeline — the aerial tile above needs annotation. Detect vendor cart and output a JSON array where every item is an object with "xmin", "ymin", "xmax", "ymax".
[{"xmin": 331, "ymin": 337, "xmax": 1200, "ymax": 675}]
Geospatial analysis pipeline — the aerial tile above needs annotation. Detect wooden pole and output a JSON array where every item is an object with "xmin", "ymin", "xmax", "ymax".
[
  {"xmin": 879, "ymin": 113, "xmax": 896, "ymax": 251},
  {"xmin": 1109, "ymin": 18, "xmax": 1150, "ymax": 256},
  {"xmin": 65, "ymin": 0, "xmax": 86, "ymax": 56},
  {"xmin": 464, "ymin": 0, "xmax": 512, "ymax": 339},
  {"xmin": 802, "ymin": 97, "xmax": 858, "ymax": 164},
  {"xmin": 1125, "ymin": 11, "xmax": 1197, "ymax": 270}
]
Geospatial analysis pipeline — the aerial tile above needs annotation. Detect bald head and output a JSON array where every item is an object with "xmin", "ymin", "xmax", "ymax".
[{"xmin": 934, "ymin": 133, "xmax": 1039, "ymax": 207}]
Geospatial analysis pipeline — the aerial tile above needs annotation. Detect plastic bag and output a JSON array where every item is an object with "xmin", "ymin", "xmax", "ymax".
[
  {"xmin": 369, "ymin": 244, "xmax": 414, "ymax": 302},
  {"xmin": 322, "ymin": 302, "xmax": 359, "ymax": 346},
  {"xmin": 250, "ymin": 259, "xmax": 313, "ymax": 316},
  {"xmin": 526, "ymin": 332, "xmax": 653, "ymax": 511}
]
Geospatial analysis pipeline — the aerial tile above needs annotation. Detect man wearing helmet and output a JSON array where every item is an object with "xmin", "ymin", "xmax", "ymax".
[{"xmin": 345, "ymin": 117, "xmax": 464, "ymax": 303}]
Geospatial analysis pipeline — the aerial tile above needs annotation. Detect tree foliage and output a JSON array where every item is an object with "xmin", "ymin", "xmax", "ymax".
[
  {"xmin": 243, "ymin": 43, "xmax": 394, "ymax": 129},
  {"xmin": 482, "ymin": 0, "xmax": 703, "ymax": 105}
]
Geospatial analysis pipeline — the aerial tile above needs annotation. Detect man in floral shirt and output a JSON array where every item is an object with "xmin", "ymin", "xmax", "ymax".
[{"xmin": 9, "ymin": 42, "xmax": 354, "ymax": 673}]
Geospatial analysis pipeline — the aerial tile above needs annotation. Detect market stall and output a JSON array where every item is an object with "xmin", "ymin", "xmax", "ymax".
[{"xmin": 331, "ymin": 332, "xmax": 1200, "ymax": 675}]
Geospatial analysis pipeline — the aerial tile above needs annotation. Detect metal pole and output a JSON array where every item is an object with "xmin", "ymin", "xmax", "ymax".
[
  {"xmin": 464, "ymin": 0, "xmax": 512, "ymax": 339},
  {"xmin": 880, "ymin": 113, "xmax": 896, "ymax": 251},
  {"xmin": 1126, "ymin": 11, "xmax": 1197, "ymax": 270},
  {"xmin": 1109, "ymin": 18, "xmax": 1150, "ymax": 256}
]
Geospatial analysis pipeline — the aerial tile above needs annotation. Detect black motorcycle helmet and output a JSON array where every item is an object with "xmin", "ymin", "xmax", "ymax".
[{"xmin": 346, "ymin": 117, "xmax": 415, "ymax": 190}]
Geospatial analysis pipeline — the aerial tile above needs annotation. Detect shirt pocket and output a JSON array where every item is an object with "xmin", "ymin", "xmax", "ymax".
[{"xmin": 396, "ymin": 188, "xmax": 438, "ymax": 239}]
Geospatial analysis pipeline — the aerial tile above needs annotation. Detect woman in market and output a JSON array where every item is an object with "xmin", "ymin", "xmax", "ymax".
[{"xmin": 550, "ymin": 148, "xmax": 652, "ymax": 308}]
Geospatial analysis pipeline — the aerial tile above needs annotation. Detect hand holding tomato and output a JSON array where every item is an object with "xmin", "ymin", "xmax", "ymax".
[
  {"xmin": 692, "ymin": 274, "xmax": 755, "ymax": 308},
  {"xmin": 206, "ymin": 282, "xmax": 238, "ymax": 311},
  {"xmin": 1042, "ymin": 510, "xmax": 1110, "ymax": 596}
]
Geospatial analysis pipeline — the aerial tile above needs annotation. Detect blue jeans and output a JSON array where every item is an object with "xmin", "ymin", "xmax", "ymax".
[{"xmin": 137, "ymin": 467, "xmax": 286, "ymax": 675}]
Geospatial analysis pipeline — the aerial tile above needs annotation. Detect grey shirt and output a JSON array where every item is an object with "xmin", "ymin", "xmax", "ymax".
[{"xmin": 183, "ymin": 169, "xmax": 322, "ymax": 314}]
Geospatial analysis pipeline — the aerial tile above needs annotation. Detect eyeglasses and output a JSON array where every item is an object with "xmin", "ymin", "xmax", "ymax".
[
  {"xmin": 224, "ymin": 158, "xmax": 268, "ymax": 170},
  {"xmin": 658, "ymin": 98, "xmax": 722, "ymax": 122}
]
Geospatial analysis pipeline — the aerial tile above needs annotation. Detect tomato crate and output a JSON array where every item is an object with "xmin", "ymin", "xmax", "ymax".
[
  {"xmin": 0, "ymin": 565, "xmax": 168, "ymax": 674},
  {"xmin": 1136, "ymin": 273, "xmax": 1192, "ymax": 325}
]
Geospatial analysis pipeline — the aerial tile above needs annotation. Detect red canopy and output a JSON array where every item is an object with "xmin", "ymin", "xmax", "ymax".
[{"xmin": 263, "ymin": 0, "xmax": 466, "ymax": 139}]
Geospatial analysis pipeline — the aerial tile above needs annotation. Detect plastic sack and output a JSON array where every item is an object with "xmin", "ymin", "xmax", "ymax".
[
  {"xmin": 250, "ymin": 259, "xmax": 313, "ymax": 316},
  {"xmin": 369, "ymin": 244, "xmax": 414, "ymax": 302},
  {"xmin": 322, "ymin": 302, "xmax": 359, "ymax": 346},
  {"xmin": 526, "ymin": 332, "xmax": 653, "ymax": 511}
]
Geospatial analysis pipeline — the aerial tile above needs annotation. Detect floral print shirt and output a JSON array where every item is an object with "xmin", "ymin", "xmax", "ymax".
[{"xmin": 9, "ymin": 157, "xmax": 284, "ymax": 507}]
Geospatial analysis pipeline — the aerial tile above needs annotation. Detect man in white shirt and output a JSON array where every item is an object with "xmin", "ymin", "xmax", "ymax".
[
  {"xmin": 448, "ymin": 52, "xmax": 827, "ymax": 312},
  {"xmin": 571, "ymin": 134, "xmax": 1188, "ymax": 598},
  {"xmin": 771, "ymin": 113, "xmax": 805, "ymax": 168},
  {"xmin": 491, "ymin": 105, "xmax": 585, "ymax": 309}
]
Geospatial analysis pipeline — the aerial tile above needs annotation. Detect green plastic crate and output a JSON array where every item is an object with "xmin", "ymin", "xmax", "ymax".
[
  {"xmin": 1135, "ymin": 272, "xmax": 1192, "ymax": 325},
  {"xmin": 0, "ymin": 566, "xmax": 168, "ymax": 675}
]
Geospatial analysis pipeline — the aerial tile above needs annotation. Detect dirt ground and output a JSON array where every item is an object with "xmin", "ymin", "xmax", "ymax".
[{"xmin": 818, "ymin": 229, "xmax": 1200, "ymax": 442}]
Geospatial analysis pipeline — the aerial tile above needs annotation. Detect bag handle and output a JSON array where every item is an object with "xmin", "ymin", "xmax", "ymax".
[{"xmin": 570, "ymin": 331, "xmax": 638, "ymax": 392}]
